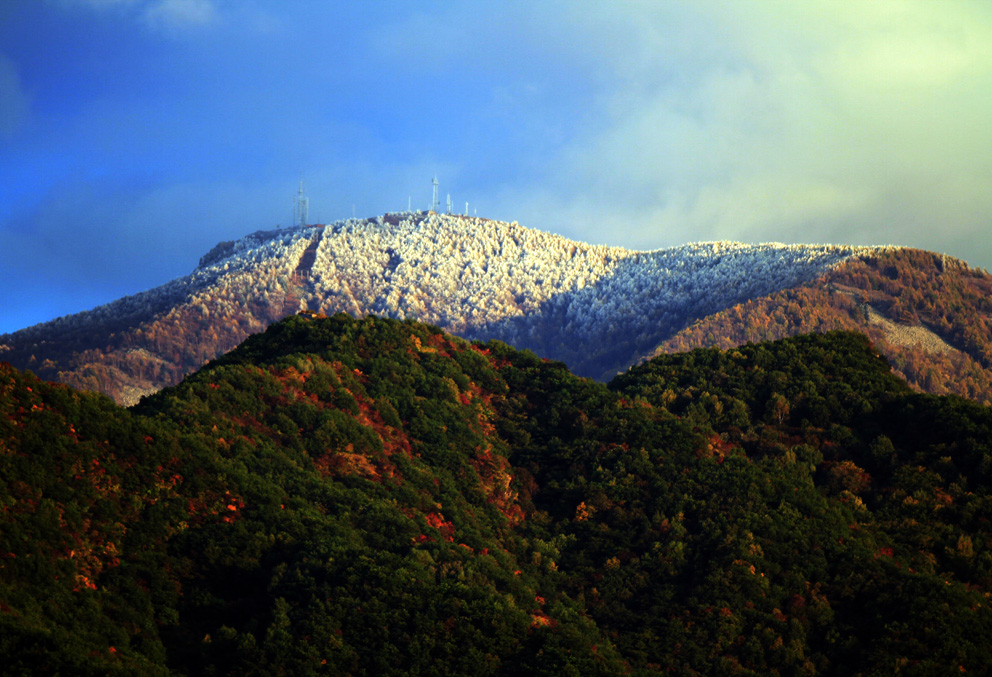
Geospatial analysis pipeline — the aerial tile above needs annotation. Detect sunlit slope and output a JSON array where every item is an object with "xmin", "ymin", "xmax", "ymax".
[
  {"xmin": 0, "ymin": 213, "xmax": 870, "ymax": 404},
  {"xmin": 302, "ymin": 214, "xmax": 867, "ymax": 378}
]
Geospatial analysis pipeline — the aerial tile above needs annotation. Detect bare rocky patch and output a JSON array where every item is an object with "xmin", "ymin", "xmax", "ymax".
[{"xmin": 864, "ymin": 305, "xmax": 957, "ymax": 356}]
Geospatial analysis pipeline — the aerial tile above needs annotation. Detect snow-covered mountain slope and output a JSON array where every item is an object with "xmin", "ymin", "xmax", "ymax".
[
  {"xmin": 0, "ymin": 211, "xmax": 919, "ymax": 403},
  {"xmin": 304, "ymin": 214, "xmax": 869, "ymax": 334}
]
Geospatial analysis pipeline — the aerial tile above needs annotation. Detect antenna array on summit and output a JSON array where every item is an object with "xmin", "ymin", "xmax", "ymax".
[{"xmin": 294, "ymin": 178, "xmax": 309, "ymax": 228}]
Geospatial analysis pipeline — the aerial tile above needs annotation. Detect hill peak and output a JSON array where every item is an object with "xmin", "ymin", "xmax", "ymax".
[{"xmin": 4, "ymin": 212, "xmax": 990, "ymax": 405}]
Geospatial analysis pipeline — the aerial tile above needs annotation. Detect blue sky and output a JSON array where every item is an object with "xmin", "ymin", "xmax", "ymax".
[{"xmin": 2, "ymin": 0, "xmax": 991, "ymax": 334}]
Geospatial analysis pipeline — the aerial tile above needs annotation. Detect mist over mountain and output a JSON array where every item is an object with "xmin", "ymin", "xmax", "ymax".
[{"xmin": 2, "ymin": 212, "xmax": 991, "ymax": 405}]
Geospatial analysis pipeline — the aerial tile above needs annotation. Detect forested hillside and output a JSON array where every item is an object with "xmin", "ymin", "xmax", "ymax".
[
  {"xmin": 3, "ymin": 313, "xmax": 992, "ymax": 674},
  {"xmin": 653, "ymin": 248, "xmax": 992, "ymax": 403}
]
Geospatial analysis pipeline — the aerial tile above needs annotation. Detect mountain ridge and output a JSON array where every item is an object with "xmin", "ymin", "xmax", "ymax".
[
  {"xmin": 652, "ymin": 246, "xmax": 992, "ymax": 402},
  {"xmin": 3, "ymin": 212, "xmax": 989, "ymax": 405}
]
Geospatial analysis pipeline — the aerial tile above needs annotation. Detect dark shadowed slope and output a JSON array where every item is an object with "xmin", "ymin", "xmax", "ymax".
[{"xmin": 4, "ymin": 313, "xmax": 992, "ymax": 673}]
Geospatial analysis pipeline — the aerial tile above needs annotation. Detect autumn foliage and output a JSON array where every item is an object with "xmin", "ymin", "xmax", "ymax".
[{"xmin": 2, "ymin": 314, "xmax": 992, "ymax": 674}]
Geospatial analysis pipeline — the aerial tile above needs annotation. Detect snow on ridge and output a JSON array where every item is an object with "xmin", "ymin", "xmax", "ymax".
[
  {"xmin": 1, "ymin": 226, "xmax": 317, "ymax": 343},
  {"xmin": 307, "ymin": 212, "xmax": 633, "ymax": 329},
  {"xmin": 296, "ymin": 213, "xmax": 884, "ymax": 338},
  {"xmin": 0, "ymin": 268, "xmax": 218, "ymax": 343},
  {"xmin": 0, "ymin": 211, "xmax": 894, "ymax": 346},
  {"xmin": 455, "ymin": 236, "xmax": 885, "ymax": 375}
]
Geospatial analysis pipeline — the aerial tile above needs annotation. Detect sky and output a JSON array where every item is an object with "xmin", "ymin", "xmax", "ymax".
[{"xmin": 2, "ymin": 0, "xmax": 991, "ymax": 334}]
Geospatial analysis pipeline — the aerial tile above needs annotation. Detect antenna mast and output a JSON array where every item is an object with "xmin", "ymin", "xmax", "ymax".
[
  {"xmin": 446, "ymin": 193, "xmax": 452, "ymax": 215},
  {"xmin": 293, "ymin": 177, "xmax": 309, "ymax": 228},
  {"xmin": 431, "ymin": 176, "xmax": 440, "ymax": 212}
]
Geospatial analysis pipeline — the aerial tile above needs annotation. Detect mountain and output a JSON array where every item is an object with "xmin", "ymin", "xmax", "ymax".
[
  {"xmin": 2, "ymin": 212, "xmax": 991, "ymax": 405},
  {"xmin": 650, "ymin": 247, "xmax": 992, "ymax": 403},
  {"xmin": 3, "ymin": 312, "xmax": 992, "ymax": 674}
]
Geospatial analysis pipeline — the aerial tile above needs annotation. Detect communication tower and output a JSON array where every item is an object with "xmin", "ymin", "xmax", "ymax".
[
  {"xmin": 446, "ymin": 194, "xmax": 452, "ymax": 214},
  {"xmin": 293, "ymin": 178, "xmax": 309, "ymax": 228},
  {"xmin": 431, "ymin": 176, "xmax": 440, "ymax": 212}
]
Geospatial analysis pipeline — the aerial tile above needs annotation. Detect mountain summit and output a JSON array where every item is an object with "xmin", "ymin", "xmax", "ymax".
[{"xmin": 2, "ymin": 212, "xmax": 991, "ymax": 404}]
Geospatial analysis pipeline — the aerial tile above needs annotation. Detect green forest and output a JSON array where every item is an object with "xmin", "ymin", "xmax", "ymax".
[{"xmin": 3, "ymin": 312, "xmax": 992, "ymax": 674}]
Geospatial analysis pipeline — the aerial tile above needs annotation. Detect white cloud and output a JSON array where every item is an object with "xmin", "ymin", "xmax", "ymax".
[
  {"xmin": 484, "ymin": 0, "xmax": 992, "ymax": 267},
  {"xmin": 56, "ymin": 0, "xmax": 217, "ymax": 32},
  {"xmin": 142, "ymin": 0, "xmax": 217, "ymax": 32},
  {"xmin": 50, "ymin": 0, "xmax": 137, "ymax": 12}
]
